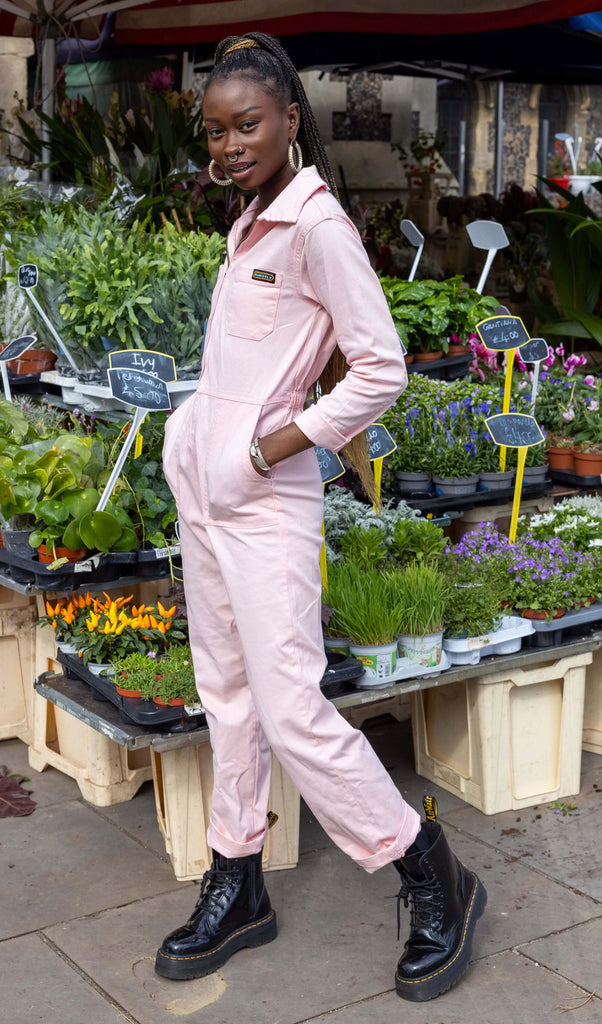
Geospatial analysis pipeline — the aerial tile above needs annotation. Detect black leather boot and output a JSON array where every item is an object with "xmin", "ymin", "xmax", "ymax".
[
  {"xmin": 393, "ymin": 798, "xmax": 487, "ymax": 1001},
  {"xmin": 155, "ymin": 849, "xmax": 277, "ymax": 980}
]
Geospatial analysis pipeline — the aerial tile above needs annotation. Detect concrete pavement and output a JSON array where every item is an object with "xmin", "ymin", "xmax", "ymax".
[{"xmin": 1, "ymin": 716, "xmax": 600, "ymax": 1024}]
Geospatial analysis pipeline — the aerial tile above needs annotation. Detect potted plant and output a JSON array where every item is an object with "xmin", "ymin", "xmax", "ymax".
[
  {"xmin": 339, "ymin": 525, "xmax": 388, "ymax": 572},
  {"xmin": 390, "ymin": 562, "xmax": 449, "ymax": 667},
  {"xmin": 325, "ymin": 563, "xmax": 399, "ymax": 682},
  {"xmin": 110, "ymin": 650, "xmax": 163, "ymax": 699},
  {"xmin": 475, "ymin": 436, "xmax": 515, "ymax": 491},
  {"xmin": 508, "ymin": 536, "xmax": 571, "ymax": 622},
  {"xmin": 430, "ymin": 436, "xmax": 479, "ymax": 496},
  {"xmin": 151, "ymin": 644, "xmax": 198, "ymax": 706},
  {"xmin": 545, "ymin": 432, "xmax": 575, "ymax": 471},
  {"xmin": 388, "ymin": 517, "xmax": 447, "ymax": 565}
]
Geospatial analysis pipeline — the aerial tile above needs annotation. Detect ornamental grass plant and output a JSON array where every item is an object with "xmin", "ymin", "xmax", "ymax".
[
  {"xmin": 388, "ymin": 562, "xmax": 449, "ymax": 637},
  {"xmin": 324, "ymin": 562, "xmax": 399, "ymax": 646}
]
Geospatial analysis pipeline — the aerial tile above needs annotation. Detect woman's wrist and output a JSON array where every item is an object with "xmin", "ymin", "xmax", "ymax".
[{"xmin": 255, "ymin": 423, "xmax": 313, "ymax": 468}]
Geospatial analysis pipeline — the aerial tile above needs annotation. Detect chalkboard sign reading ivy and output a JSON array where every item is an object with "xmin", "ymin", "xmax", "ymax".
[
  {"xmin": 18, "ymin": 264, "xmax": 38, "ymax": 289},
  {"xmin": 315, "ymin": 446, "xmax": 345, "ymax": 485},
  {"xmin": 0, "ymin": 335, "xmax": 36, "ymax": 363},
  {"xmin": 107, "ymin": 368, "xmax": 171, "ymax": 411},
  {"xmin": 486, "ymin": 413, "xmax": 544, "ymax": 449},
  {"xmin": 368, "ymin": 423, "xmax": 396, "ymax": 461},
  {"xmin": 475, "ymin": 315, "xmax": 530, "ymax": 352},
  {"xmin": 109, "ymin": 349, "xmax": 177, "ymax": 384}
]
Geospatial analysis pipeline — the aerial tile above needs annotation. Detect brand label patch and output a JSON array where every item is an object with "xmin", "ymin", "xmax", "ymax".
[
  {"xmin": 423, "ymin": 794, "xmax": 438, "ymax": 823},
  {"xmin": 252, "ymin": 269, "xmax": 276, "ymax": 283}
]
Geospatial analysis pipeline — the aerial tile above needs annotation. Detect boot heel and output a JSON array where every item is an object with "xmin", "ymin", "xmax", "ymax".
[{"xmin": 246, "ymin": 910, "xmax": 278, "ymax": 947}]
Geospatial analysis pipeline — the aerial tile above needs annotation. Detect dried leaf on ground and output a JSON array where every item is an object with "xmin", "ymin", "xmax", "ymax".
[{"xmin": 0, "ymin": 765, "xmax": 36, "ymax": 817}]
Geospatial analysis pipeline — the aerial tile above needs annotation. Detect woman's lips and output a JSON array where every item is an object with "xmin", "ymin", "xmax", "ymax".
[{"xmin": 228, "ymin": 162, "xmax": 256, "ymax": 178}]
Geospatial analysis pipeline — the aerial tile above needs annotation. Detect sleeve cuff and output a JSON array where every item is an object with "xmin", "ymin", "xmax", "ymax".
[{"xmin": 293, "ymin": 404, "xmax": 349, "ymax": 453}]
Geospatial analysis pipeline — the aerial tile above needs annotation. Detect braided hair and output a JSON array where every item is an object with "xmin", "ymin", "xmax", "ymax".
[{"xmin": 205, "ymin": 33, "xmax": 376, "ymax": 502}]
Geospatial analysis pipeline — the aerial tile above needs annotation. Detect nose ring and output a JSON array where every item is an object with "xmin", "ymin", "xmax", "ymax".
[{"xmin": 226, "ymin": 150, "xmax": 241, "ymax": 163}]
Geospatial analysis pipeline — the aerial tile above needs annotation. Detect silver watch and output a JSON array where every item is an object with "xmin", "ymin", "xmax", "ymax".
[{"xmin": 249, "ymin": 437, "xmax": 271, "ymax": 472}]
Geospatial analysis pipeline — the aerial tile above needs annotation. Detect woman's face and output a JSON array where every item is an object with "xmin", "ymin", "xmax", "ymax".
[{"xmin": 203, "ymin": 74, "xmax": 300, "ymax": 205}]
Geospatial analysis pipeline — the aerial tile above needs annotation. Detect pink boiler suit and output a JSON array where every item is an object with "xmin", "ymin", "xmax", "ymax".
[{"xmin": 162, "ymin": 166, "xmax": 420, "ymax": 872}]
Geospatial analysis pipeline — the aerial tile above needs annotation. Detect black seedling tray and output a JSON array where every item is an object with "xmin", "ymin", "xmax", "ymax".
[
  {"xmin": 137, "ymin": 544, "xmax": 182, "ymax": 577},
  {"xmin": 524, "ymin": 601, "xmax": 602, "ymax": 649},
  {"xmin": 549, "ymin": 468, "xmax": 602, "ymax": 489},
  {"xmin": 0, "ymin": 545, "xmax": 119, "ymax": 589},
  {"xmin": 392, "ymin": 479, "xmax": 550, "ymax": 513},
  {"xmin": 56, "ymin": 650, "xmax": 207, "ymax": 732}
]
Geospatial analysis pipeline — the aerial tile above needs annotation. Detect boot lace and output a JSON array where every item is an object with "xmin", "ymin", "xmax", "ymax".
[
  {"xmin": 395, "ymin": 876, "xmax": 442, "ymax": 941},
  {"xmin": 193, "ymin": 862, "xmax": 241, "ymax": 919}
]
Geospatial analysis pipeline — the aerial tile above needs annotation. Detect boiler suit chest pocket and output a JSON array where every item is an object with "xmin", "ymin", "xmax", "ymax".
[{"xmin": 225, "ymin": 265, "xmax": 282, "ymax": 341}]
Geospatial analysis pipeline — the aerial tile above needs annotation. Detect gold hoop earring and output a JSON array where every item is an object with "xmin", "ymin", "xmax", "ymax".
[
  {"xmin": 208, "ymin": 160, "xmax": 233, "ymax": 186},
  {"xmin": 288, "ymin": 140, "xmax": 303, "ymax": 174}
]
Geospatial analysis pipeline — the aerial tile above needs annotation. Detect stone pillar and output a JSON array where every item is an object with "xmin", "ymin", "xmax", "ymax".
[{"xmin": 0, "ymin": 38, "xmax": 34, "ymax": 126}]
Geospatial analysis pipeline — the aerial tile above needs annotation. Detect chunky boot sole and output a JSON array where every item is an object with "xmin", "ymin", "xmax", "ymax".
[
  {"xmin": 395, "ymin": 873, "xmax": 487, "ymax": 1002},
  {"xmin": 155, "ymin": 910, "xmax": 278, "ymax": 981}
]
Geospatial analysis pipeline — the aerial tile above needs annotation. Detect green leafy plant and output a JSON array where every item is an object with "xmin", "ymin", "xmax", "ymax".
[
  {"xmin": 152, "ymin": 644, "xmax": 199, "ymax": 704},
  {"xmin": 378, "ymin": 275, "xmax": 497, "ymax": 353},
  {"xmin": 389, "ymin": 518, "xmax": 447, "ymax": 565},
  {"xmin": 388, "ymin": 562, "xmax": 449, "ymax": 637},
  {"xmin": 339, "ymin": 525, "xmax": 388, "ymax": 571},
  {"xmin": 441, "ymin": 568, "xmax": 503, "ymax": 640}
]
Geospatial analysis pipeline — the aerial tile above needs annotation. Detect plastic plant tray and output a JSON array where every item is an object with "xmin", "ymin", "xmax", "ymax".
[
  {"xmin": 549, "ymin": 468, "xmax": 602, "ymax": 489},
  {"xmin": 395, "ymin": 480, "xmax": 550, "ymax": 513},
  {"xmin": 0, "ymin": 545, "xmax": 120, "ymax": 589},
  {"xmin": 56, "ymin": 650, "xmax": 207, "ymax": 731},
  {"xmin": 320, "ymin": 650, "xmax": 364, "ymax": 698},
  {"xmin": 524, "ymin": 602, "xmax": 602, "ymax": 649},
  {"xmin": 352, "ymin": 649, "xmax": 451, "ymax": 690},
  {"xmin": 443, "ymin": 615, "xmax": 535, "ymax": 666}
]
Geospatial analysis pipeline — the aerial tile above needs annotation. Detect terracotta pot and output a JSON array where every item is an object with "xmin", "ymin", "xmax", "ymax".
[
  {"xmin": 573, "ymin": 450, "xmax": 602, "ymax": 476},
  {"xmin": 115, "ymin": 683, "xmax": 143, "ymax": 698},
  {"xmin": 413, "ymin": 350, "xmax": 444, "ymax": 363},
  {"xmin": 547, "ymin": 446, "xmax": 575, "ymax": 471},
  {"xmin": 153, "ymin": 695, "xmax": 185, "ymax": 707},
  {"xmin": 521, "ymin": 607, "xmax": 566, "ymax": 621},
  {"xmin": 38, "ymin": 543, "xmax": 87, "ymax": 563},
  {"xmin": 403, "ymin": 353, "xmax": 415, "ymax": 365},
  {"xmin": 446, "ymin": 343, "xmax": 469, "ymax": 358},
  {"xmin": 6, "ymin": 348, "xmax": 57, "ymax": 375}
]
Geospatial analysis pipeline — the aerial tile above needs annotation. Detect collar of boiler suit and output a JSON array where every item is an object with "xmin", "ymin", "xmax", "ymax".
[{"xmin": 243, "ymin": 166, "xmax": 329, "ymax": 226}]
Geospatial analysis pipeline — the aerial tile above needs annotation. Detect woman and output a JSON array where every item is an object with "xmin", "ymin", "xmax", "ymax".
[{"xmin": 158, "ymin": 32, "xmax": 486, "ymax": 1002}]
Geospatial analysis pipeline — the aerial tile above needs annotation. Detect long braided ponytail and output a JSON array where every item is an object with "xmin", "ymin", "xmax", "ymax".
[{"xmin": 206, "ymin": 33, "xmax": 376, "ymax": 503}]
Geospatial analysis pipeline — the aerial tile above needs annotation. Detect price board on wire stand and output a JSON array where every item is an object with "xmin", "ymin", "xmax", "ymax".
[
  {"xmin": 519, "ymin": 337, "xmax": 549, "ymax": 364},
  {"xmin": 107, "ymin": 368, "xmax": 171, "ymax": 411},
  {"xmin": 368, "ymin": 423, "xmax": 396, "ymax": 461},
  {"xmin": 315, "ymin": 446, "xmax": 345, "ymax": 485},
  {"xmin": 17, "ymin": 264, "xmax": 38, "ymax": 289},
  {"xmin": 475, "ymin": 315, "xmax": 530, "ymax": 352},
  {"xmin": 0, "ymin": 335, "xmax": 36, "ymax": 363},
  {"xmin": 485, "ymin": 413, "xmax": 545, "ymax": 542},
  {"xmin": 109, "ymin": 349, "xmax": 177, "ymax": 383}
]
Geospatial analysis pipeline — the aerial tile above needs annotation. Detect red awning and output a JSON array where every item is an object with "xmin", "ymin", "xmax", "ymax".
[{"xmin": 112, "ymin": 1, "xmax": 602, "ymax": 47}]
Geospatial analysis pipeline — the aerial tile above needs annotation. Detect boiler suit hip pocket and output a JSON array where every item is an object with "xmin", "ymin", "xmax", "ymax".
[
  {"xmin": 225, "ymin": 265, "xmax": 282, "ymax": 341},
  {"xmin": 204, "ymin": 403, "xmax": 278, "ymax": 525},
  {"xmin": 162, "ymin": 397, "xmax": 194, "ymax": 504}
]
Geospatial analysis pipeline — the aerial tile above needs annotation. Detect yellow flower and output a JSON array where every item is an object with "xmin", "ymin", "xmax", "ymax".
[
  {"xmin": 157, "ymin": 601, "xmax": 176, "ymax": 619},
  {"xmin": 149, "ymin": 614, "xmax": 159, "ymax": 629}
]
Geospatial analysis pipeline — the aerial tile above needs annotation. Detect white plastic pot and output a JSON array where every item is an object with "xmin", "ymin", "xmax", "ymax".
[
  {"xmin": 349, "ymin": 641, "xmax": 397, "ymax": 683},
  {"xmin": 398, "ymin": 630, "xmax": 443, "ymax": 668},
  {"xmin": 324, "ymin": 636, "xmax": 351, "ymax": 656}
]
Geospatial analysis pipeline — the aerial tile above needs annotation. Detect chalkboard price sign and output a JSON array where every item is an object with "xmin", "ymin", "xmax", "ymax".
[
  {"xmin": 475, "ymin": 315, "xmax": 530, "ymax": 352},
  {"xmin": 107, "ymin": 368, "xmax": 171, "ymax": 411},
  {"xmin": 486, "ymin": 413, "xmax": 544, "ymax": 449},
  {"xmin": 368, "ymin": 423, "xmax": 397, "ymax": 461},
  {"xmin": 18, "ymin": 264, "xmax": 38, "ymax": 289},
  {"xmin": 0, "ymin": 335, "xmax": 36, "ymax": 363},
  {"xmin": 109, "ymin": 349, "xmax": 177, "ymax": 383},
  {"xmin": 519, "ymin": 337, "xmax": 550, "ymax": 364},
  {"xmin": 315, "ymin": 446, "xmax": 345, "ymax": 484}
]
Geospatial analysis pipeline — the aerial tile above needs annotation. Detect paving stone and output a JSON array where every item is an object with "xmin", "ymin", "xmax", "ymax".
[
  {"xmin": 303, "ymin": 951, "xmax": 602, "ymax": 1024},
  {"xmin": 0, "ymin": 799, "xmax": 182, "ymax": 939},
  {"xmin": 441, "ymin": 750, "xmax": 602, "ymax": 901},
  {"xmin": 0, "ymin": 737, "xmax": 80, "ymax": 807},
  {"xmin": 93, "ymin": 780, "xmax": 168, "ymax": 859},
  {"xmin": 0, "ymin": 933, "xmax": 125, "ymax": 1024},
  {"xmin": 518, "ymin": 917, "xmax": 602, "ymax": 996},
  {"xmin": 43, "ymin": 824, "xmax": 600, "ymax": 1024}
]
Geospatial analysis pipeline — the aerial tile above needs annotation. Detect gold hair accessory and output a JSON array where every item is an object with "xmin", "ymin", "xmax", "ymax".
[{"xmin": 223, "ymin": 39, "xmax": 261, "ymax": 57}]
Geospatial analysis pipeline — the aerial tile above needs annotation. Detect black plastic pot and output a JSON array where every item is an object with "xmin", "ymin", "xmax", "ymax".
[{"xmin": 319, "ymin": 650, "xmax": 364, "ymax": 698}]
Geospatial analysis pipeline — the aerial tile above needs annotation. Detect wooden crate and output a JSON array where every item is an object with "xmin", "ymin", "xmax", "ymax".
[
  {"xmin": 0, "ymin": 586, "xmax": 39, "ymax": 744},
  {"xmin": 152, "ymin": 744, "xmax": 300, "ymax": 881},
  {"xmin": 584, "ymin": 645, "xmax": 602, "ymax": 754}
]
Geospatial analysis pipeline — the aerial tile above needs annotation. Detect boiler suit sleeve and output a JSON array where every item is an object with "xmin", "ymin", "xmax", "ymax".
[{"xmin": 293, "ymin": 216, "xmax": 407, "ymax": 452}]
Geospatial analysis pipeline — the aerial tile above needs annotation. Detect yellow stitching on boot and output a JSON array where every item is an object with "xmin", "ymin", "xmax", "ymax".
[
  {"xmin": 158, "ymin": 912, "xmax": 276, "ymax": 962},
  {"xmin": 395, "ymin": 875, "xmax": 480, "ymax": 985}
]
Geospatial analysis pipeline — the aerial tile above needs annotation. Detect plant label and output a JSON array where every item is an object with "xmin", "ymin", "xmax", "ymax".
[
  {"xmin": 18, "ymin": 264, "xmax": 38, "ymax": 289},
  {"xmin": 0, "ymin": 335, "xmax": 36, "ymax": 363},
  {"xmin": 368, "ymin": 423, "xmax": 396, "ymax": 461},
  {"xmin": 107, "ymin": 368, "xmax": 171, "ymax": 411},
  {"xmin": 519, "ymin": 337, "xmax": 550, "ymax": 364},
  {"xmin": 109, "ymin": 349, "xmax": 177, "ymax": 383},
  {"xmin": 315, "ymin": 446, "xmax": 345, "ymax": 484},
  {"xmin": 486, "ymin": 413, "xmax": 544, "ymax": 449},
  {"xmin": 475, "ymin": 315, "xmax": 530, "ymax": 352}
]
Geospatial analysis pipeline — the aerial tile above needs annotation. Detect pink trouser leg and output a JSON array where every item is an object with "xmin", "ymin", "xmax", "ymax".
[{"xmin": 179, "ymin": 493, "xmax": 421, "ymax": 873}]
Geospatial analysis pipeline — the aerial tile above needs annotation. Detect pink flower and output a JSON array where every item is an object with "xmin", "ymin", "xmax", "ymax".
[
  {"xmin": 545, "ymin": 355, "xmax": 555, "ymax": 367},
  {"xmin": 555, "ymin": 345, "xmax": 565, "ymax": 356},
  {"xmin": 584, "ymin": 374, "xmax": 596, "ymax": 386},
  {"xmin": 147, "ymin": 67, "xmax": 175, "ymax": 92},
  {"xmin": 562, "ymin": 408, "xmax": 575, "ymax": 421},
  {"xmin": 589, "ymin": 400, "xmax": 599, "ymax": 412}
]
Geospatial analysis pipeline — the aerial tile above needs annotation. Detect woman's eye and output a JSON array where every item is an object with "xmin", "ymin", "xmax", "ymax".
[
  {"xmin": 207, "ymin": 128, "xmax": 224, "ymax": 138},
  {"xmin": 240, "ymin": 121, "xmax": 258, "ymax": 131}
]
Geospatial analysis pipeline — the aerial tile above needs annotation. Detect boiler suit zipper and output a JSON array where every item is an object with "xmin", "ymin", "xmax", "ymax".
[{"xmin": 163, "ymin": 166, "xmax": 421, "ymax": 871}]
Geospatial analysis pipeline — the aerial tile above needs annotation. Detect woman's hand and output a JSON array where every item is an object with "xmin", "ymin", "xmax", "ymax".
[{"xmin": 249, "ymin": 454, "xmax": 269, "ymax": 477}]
